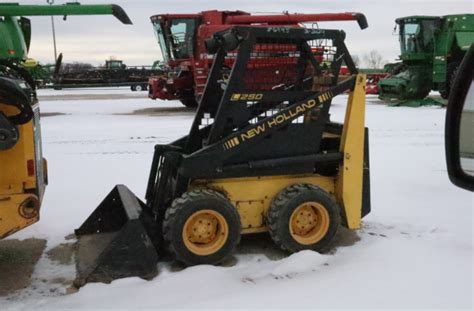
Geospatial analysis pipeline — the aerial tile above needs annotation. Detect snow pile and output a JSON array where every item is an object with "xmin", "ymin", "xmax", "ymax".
[{"xmin": 249, "ymin": 250, "xmax": 328, "ymax": 280}]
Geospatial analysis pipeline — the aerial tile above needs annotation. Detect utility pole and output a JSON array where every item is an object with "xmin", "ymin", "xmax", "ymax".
[{"xmin": 47, "ymin": 0, "xmax": 58, "ymax": 62}]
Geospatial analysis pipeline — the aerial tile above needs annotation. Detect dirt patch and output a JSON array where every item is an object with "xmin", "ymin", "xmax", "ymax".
[
  {"xmin": 121, "ymin": 106, "xmax": 195, "ymax": 116},
  {"xmin": 40, "ymin": 112, "xmax": 67, "ymax": 118},
  {"xmin": 46, "ymin": 243, "xmax": 75, "ymax": 265},
  {"xmin": 73, "ymin": 233, "xmax": 117, "ymax": 287},
  {"xmin": 0, "ymin": 238, "xmax": 47, "ymax": 297},
  {"xmin": 326, "ymin": 227, "xmax": 361, "ymax": 254}
]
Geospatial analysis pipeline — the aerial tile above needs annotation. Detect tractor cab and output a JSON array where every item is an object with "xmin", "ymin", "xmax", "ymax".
[
  {"xmin": 105, "ymin": 59, "xmax": 125, "ymax": 70},
  {"xmin": 150, "ymin": 11, "xmax": 254, "ymax": 64},
  {"xmin": 151, "ymin": 15, "xmax": 200, "ymax": 63},
  {"xmin": 396, "ymin": 16, "xmax": 440, "ymax": 61}
]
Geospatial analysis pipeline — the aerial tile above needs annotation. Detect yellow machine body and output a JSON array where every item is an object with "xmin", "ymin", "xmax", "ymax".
[
  {"xmin": 0, "ymin": 103, "xmax": 47, "ymax": 239},
  {"xmin": 190, "ymin": 74, "xmax": 367, "ymax": 233}
]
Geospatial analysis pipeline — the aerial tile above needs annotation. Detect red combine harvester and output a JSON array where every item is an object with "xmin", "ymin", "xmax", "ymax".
[{"xmin": 148, "ymin": 10, "xmax": 368, "ymax": 107}]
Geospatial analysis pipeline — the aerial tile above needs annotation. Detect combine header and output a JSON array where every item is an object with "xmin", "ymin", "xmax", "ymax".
[
  {"xmin": 53, "ymin": 58, "xmax": 162, "ymax": 91},
  {"xmin": 76, "ymin": 21, "xmax": 371, "ymax": 284},
  {"xmin": 148, "ymin": 10, "xmax": 367, "ymax": 107}
]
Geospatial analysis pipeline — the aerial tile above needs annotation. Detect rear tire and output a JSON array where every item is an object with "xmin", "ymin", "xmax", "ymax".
[
  {"xmin": 266, "ymin": 184, "xmax": 340, "ymax": 253},
  {"xmin": 135, "ymin": 84, "xmax": 143, "ymax": 92},
  {"xmin": 163, "ymin": 189, "xmax": 241, "ymax": 266}
]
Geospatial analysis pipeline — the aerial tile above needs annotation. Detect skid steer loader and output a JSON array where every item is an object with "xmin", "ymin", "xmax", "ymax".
[{"xmin": 75, "ymin": 25, "xmax": 370, "ymax": 285}]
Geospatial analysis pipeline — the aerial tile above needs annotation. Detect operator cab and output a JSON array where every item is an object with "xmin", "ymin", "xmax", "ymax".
[
  {"xmin": 151, "ymin": 15, "xmax": 199, "ymax": 62},
  {"xmin": 396, "ymin": 16, "xmax": 439, "ymax": 59},
  {"xmin": 105, "ymin": 60, "xmax": 124, "ymax": 69}
]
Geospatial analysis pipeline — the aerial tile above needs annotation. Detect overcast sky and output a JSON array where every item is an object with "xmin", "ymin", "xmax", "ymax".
[{"xmin": 4, "ymin": 0, "xmax": 473, "ymax": 66}]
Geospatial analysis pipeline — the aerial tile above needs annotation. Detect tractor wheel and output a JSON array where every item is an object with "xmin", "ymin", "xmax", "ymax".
[
  {"xmin": 130, "ymin": 85, "xmax": 136, "ymax": 91},
  {"xmin": 163, "ymin": 189, "xmax": 241, "ymax": 266},
  {"xmin": 440, "ymin": 61, "xmax": 460, "ymax": 99},
  {"xmin": 180, "ymin": 98, "xmax": 198, "ymax": 108},
  {"xmin": 266, "ymin": 183, "xmax": 340, "ymax": 253},
  {"xmin": 135, "ymin": 84, "xmax": 143, "ymax": 92}
]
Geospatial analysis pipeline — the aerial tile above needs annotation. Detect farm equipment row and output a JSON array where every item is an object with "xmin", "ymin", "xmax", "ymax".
[
  {"xmin": 147, "ymin": 10, "xmax": 473, "ymax": 107},
  {"xmin": 53, "ymin": 58, "xmax": 163, "ymax": 91},
  {"xmin": 2, "ymin": 1, "xmax": 473, "ymax": 291},
  {"xmin": 22, "ymin": 57, "xmax": 162, "ymax": 91}
]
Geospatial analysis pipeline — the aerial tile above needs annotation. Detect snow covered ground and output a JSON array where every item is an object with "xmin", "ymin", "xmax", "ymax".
[{"xmin": 1, "ymin": 89, "xmax": 473, "ymax": 310}]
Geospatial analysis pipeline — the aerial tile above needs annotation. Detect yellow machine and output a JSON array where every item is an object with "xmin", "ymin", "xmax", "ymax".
[
  {"xmin": 0, "ymin": 94, "xmax": 47, "ymax": 239},
  {"xmin": 73, "ymin": 25, "xmax": 371, "ymax": 284},
  {"xmin": 173, "ymin": 74, "xmax": 368, "ymax": 256}
]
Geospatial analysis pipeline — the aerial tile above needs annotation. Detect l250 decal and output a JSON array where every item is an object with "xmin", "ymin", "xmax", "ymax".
[{"xmin": 222, "ymin": 90, "xmax": 333, "ymax": 150}]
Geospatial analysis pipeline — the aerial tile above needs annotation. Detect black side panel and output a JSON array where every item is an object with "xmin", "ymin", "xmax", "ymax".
[{"xmin": 361, "ymin": 128, "xmax": 371, "ymax": 218}]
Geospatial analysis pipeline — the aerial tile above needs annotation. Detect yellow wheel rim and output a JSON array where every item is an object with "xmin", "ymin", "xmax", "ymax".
[
  {"xmin": 289, "ymin": 202, "xmax": 330, "ymax": 245},
  {"xmin": 182, "ymin": 209, "xmax": 229, "ymax": 256}
]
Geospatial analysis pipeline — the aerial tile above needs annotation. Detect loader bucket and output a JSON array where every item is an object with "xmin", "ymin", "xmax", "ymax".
[{"xmin": 74, "ymin": 185, "xmax": 159, "ymax": 287}]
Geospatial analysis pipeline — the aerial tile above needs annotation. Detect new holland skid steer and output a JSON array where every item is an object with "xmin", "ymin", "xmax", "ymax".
[
  {"xmin": 75, "ymin": 24, "xmax": 370, "ymax": 285},
  {"xmin": 0, "ymin": 3, "xmax": 131, "ymax": 239}
]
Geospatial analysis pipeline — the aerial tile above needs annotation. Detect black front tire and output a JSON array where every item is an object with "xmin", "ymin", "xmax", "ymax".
[
  {"xmin": 266, "ymin": 184, "xmax": 340, "ymax": 253},
  {"xmin": 163, "ymin": 189, "xmax": 241, "ymax": 266}
]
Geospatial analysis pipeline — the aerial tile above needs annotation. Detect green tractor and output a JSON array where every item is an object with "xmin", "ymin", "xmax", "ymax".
[{"xmin": 379, "ymin": 14, "xmax": 474, "ymax": 100}]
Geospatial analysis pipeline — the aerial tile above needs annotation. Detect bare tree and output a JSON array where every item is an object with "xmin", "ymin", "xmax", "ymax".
[
  {"xmin": 363, "ymin": 50, "xmax": 384, "ymax": 69},
  {"xmin": 351, "ymin": 54, "xmax": 361, "ymax": 67}
]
